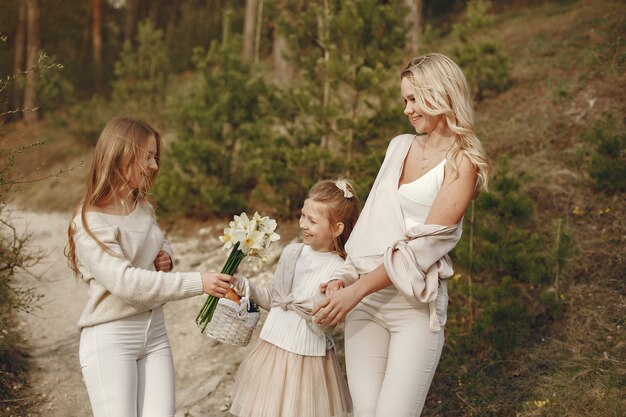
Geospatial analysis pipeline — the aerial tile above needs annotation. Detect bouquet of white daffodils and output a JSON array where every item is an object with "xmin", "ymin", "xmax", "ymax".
[{"xmin": 196, "ymin": 212, "xmax": 280, "ymax": 332}]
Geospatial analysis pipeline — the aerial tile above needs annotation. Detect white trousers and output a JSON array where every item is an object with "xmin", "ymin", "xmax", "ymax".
[
  {"xmin": 79, "ymin": 306, "xmax": 175, "ymax": 417},
  {"xmin": 344, "ymin": 288, "xmax": 445, "ymax": 417}
]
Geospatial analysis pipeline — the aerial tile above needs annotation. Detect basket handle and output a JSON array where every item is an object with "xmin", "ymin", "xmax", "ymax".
[{"xmin": 236, "ymin": 278, "xmax": 252, "ymax": 318}]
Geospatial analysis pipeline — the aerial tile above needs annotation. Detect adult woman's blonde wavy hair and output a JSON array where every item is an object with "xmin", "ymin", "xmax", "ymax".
[
  {"xmin": 401, "ymin": 53, "xmax": 490, "ymax": 191},
  {"xmin": 65, "ymin": 117, "xmax": 162, "ymax": 276}
]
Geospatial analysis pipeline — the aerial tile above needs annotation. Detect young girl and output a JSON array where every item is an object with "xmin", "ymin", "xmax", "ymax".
[
  {"xmin": 65, "ymin": 117, "xmax": 233, "ymax": 417},
  {"xmin": 229, "ymin": 179, "xmax": 359, "ymax": 417}
]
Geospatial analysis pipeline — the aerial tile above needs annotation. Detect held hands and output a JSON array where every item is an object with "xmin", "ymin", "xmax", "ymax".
[
  {"xmin": 319, "ymin": 279, "xmax": 344, "ymax": 295},
  {"xmin": 154, "ymin": 251, "xmax": 172, "ymax": 272},
  {"xmin": 311, "ymin": 282, "xmax": 364, "ymax": 327},
  {"xmin": 201, "ymin": 272, "xmax": 235, "ymax": 298}
]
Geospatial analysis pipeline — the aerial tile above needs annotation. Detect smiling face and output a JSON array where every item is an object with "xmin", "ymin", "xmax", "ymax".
[
  {"xmin": 401, "ymin": 76, "xmax": 445, "ymax": 135},
  {"xmin": 127, "ymin": 135, "xmax": 159, "ymax": 190},
  {"xmin": 299, "ymin": 198, "xmax": 340, "ymax": 252}
]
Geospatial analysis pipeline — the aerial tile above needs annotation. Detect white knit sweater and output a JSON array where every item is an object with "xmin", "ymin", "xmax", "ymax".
[
  {"xmin": 237, "ymin": 244, "xmax": 344, "ymax": 356},
  {"xmin": 73, "ymin": 203, "xmax": 203, "ymax": 330}
]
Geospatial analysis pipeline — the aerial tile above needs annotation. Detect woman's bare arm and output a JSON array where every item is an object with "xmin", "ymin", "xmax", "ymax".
[{"xmin": 312, "ymin": 154, "xmax": 477, "ymax": 325}]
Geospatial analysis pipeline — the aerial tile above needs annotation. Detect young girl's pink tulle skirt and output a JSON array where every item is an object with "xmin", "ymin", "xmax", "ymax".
[{"xmin": 230, "ymin": 340, "xmax": 352, "ymax": 417}]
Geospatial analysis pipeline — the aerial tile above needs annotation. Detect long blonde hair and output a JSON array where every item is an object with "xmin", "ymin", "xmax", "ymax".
[
  {"xmin": 307, "ymin": 179, "xmax": 360, "ymax": 259},
  {"xmin": 401, "ymin": 53, "xmax": 490, "ymax": 191},
  {"xmin": 65, "ymin": 117, "xmax": 162, "ymax": 276}
]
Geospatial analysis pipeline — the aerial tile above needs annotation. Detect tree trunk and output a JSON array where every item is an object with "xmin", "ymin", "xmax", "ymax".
[
  {"xmin": 9, "ymin": 1, "xmax": 27, "ymax": 113},
  {"xmin": 81, "ymin": 0, "xmax": 92, "ymax": 71},
  {"xmin": 254, "ymin": 0, "xmax": 264, "ymax": 64},
  {"xmin": 318, "ymin": 0, "xmax": 331, "ymax": 174},
  {"xmin": 125, "ymin": 0, "xmax": 142, "ymax": 42},
  {"xmin": 404, "ymin": 0, "xmax": 423, "ymax": 57},
  {"xmin": 347, "ymin": 87, "xmax": 359, "ymax": 163},
  {"xmin": 222, "ymin": 8, "xmax": 231, "ymax": 49},
  {"xmin": 272, "ymin": 24, "xmax": 289, "ymax": 85},
  {"xmin": 23, "ymin": 0, "xmax": 41, "ymax": 124},
  {"xmin": 165, "ymin": 0, "xmax": 181, "ymax": 45},
  {"xmin": 242, "ymin": 0, "xmax": 258, "ymax": 61},
  {"xmin": 148, "ymin": 0, "xmax": 163, "ymax": 28},
  {"xmin": 92, "ymin": 0, "xmax": 103, "ymax": 94},
  {"xmin": 272, "ymin": 0, "xmax": 291, "ymax": 85}
]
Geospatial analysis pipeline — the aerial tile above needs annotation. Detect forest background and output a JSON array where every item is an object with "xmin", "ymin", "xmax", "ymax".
[{"xmin": 0, "ymin": 0, "xmax": 624, "ymax": 416}]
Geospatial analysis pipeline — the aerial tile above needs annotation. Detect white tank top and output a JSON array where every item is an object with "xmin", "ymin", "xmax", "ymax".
[{"xmin": 397, "ymin": 159, "xmax": 446, "ymax": 230}]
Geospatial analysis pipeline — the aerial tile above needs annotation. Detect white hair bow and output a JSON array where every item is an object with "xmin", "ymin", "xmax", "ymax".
[{"xmin": 334, "ymin": 179, "xmax": 353, "ymax": 198}]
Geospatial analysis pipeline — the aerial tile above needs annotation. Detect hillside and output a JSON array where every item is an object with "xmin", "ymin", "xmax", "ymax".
[
  {"xmin": 424, "ymin": 1, "xmax": 625, "ymax": 416},
  {"xmin": 2, "ymin": 0, "xmax": 624, "ymax": 416}
]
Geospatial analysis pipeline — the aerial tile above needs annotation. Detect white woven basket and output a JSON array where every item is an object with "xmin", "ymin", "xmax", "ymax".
[{"xmin": 203, "ymin": 280, "xmax": 260, "ymax": 347}]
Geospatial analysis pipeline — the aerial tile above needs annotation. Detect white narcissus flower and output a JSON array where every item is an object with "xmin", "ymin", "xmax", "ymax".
[
  {"xmin": 219, "ymin": 232, "xmax": 233, "ymax": 249},
  {"xmin": 240, "ymin": 230, "xmax": 265, "ymax": 255},
  {"xmin": 233, "ymin": 212, "xmax": 251, "ymax": 231},
  {"xmin": 260, "ymin": 218, "xmax": 277, "ymax": 234},
  {"xmin": 266, "ymin": 230, "xmax": 280, "ymax": 242},
  {"xmin": 218, "ymin": 211, "xmax": 280, "ymax": 258},
  {"xmin": 220, "ymin": 225, "xmax": 247, "ymax": 251}
]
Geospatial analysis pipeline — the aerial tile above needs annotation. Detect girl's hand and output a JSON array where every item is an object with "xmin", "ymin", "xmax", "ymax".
[
  {"xmin": 154, "ymin": 251, "xmax": 172, "ymax": 272},
  {"xmin": 320, "ymin": 279, "xmax": 344, "ymax": 295},
  {"xmin": 311, "ymin": 284, "xmax": 364, "ymax": 327},
  {"xmin": 201, "ymin": 272, "xmax": 234, "ymax": 298}
]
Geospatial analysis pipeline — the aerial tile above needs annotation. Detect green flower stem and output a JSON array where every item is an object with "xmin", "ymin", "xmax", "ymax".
[{"xmin": 196, "ymin": 243, "xmax": 246, "ymax": 332}]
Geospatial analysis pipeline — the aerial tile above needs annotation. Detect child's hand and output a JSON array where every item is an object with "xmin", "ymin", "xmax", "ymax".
[
  {"xmin": 320, "ymin": 279, "xmax": 344, "ymax": 295},
  {"xmin": 312, "ymin": 285, "xmax": 361, "ymax": 327},
  {"xmin": 154, "ymin": 251, "xmax": 172, "ymax": 272},
  {"xmin": 201, "ymin": 272, "xmax": 234, "ymax": 298}
]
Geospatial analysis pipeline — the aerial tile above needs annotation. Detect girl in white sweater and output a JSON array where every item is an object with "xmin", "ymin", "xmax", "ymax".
[
  {"xmin": 229, "ymin": 179, "xmax": 360, "ymax": 417},
  {"xmin": 65, "ymin": 118, "xmax": 233, "ymax": 417}
]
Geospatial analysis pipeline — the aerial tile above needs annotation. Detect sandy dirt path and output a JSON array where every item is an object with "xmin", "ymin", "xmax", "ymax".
[{"xmin": 11, "ymin": 207, "xmax": 287, "ymax": 417}]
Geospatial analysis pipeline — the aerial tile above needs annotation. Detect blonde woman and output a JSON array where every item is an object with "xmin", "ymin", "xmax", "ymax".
[
  {"xmin": 66, "ymin": 118, "xmax": 233, "ymax": 417},
  {"xmin": 312, "ymin": 53, "xmax": 490, "ymax": 416}
]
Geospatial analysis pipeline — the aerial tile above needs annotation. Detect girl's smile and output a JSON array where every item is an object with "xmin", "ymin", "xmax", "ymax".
[{"xmin": 299, "ymin": 198, "xmax": 337, "ymax": 253}]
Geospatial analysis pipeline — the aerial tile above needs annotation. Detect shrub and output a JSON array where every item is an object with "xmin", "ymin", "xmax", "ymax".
[
  {"xmin": 451, "ymin": 0, "xmax": 511, "ymax": 100},
  {"xmin": 474, "ymin": 276, "xmax": 533, "ymax": 354},
  {"xmin": 51, "ymin": 95, "xmax": 114, "ymax": 144},
  {"xmin": 112, "ymin": 20, "xmax": 171, "ymax": 117},
  {"xmin": 0, "ymin": 41, "xmax": 51, "ymax": 409},
  {"xmin": 36, "ymin": 54, "xmax": 75, "ymax": 113},
  {"xmin": 452, "ymin": 161, "xmax": 567, "ymax": 355},
  {"xmin": 0, "ymin": 145, "xmax": 44, "ymax": 407},
  {"xmin": 156, "ymin": 39, "xmax": 275, "ymax": 218},
  {"xmin": 584, "ymin": 113, "xmax": 626, "ymax": 194}
]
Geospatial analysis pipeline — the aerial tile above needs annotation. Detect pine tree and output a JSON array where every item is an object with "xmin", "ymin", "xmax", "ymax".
[
  {"xmin": 276, "ymin": 0, "xmax": 410, "ymax": 195},
  {"xmin": 155, "ymin": 31, "xmax": 276, "ymax": 218},
  {"xmin": 451, "ymin": 0, "xmax": 510, "ymax": 100},
  {"xmin": 112, "ymin": 20, "xmax": 170, "ymax": 116}
]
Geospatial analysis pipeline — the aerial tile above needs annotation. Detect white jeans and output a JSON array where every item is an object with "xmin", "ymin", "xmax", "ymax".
[
  {"xmin": 79, "ymin": 306, "xmax": 175, "ymax": 417},
  {"xmin": 345, "ymin": 287, "xmax": 445, "ymax": 417}
]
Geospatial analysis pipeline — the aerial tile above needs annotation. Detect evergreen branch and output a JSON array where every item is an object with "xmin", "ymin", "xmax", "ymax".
[
  {"xmin": 0, "ymin": 53, "xmax": 63, "ymax": 94},
  {"xmin": 0, "ymin": 107, "xmax": 40, "ymax": 118}
]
